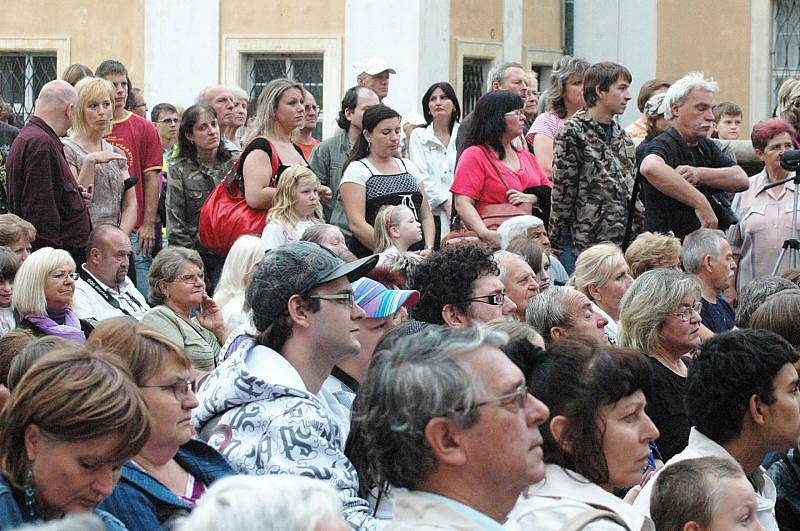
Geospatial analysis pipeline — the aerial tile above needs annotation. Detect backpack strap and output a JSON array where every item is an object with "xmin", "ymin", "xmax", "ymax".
[{"xmin": 559, "ymin": 508, "xmax": 629, "ymax": 531}]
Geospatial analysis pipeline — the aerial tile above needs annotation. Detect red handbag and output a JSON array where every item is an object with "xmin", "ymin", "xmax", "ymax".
[
  {"xmin": 475, "ymin": 147, "xmax": 531, "ymax": 230},
  {"xmin": 198, "ymin": 137, "xmax": 279, "ymax": 256}
]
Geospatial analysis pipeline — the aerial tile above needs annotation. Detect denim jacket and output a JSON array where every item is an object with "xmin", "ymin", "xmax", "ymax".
[
  {"xmin": 0, "ymin": 474, "xmax": 126, "ymax": 530},
  {"xmin": 100, "ymin": 439, "xmax": 234, "ymax": 530}
]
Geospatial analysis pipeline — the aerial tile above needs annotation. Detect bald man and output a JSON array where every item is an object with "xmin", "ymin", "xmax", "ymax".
[{"xmin": 6, "ymin": 80, "xmax": 91, "ymax": 265}]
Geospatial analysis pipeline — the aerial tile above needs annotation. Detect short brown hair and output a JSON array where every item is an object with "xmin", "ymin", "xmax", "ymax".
[
  {"xmin": 0, "ymin": 330, "xmax": 35, "ymax": 387},
  {"xmin": 0, "ymin": 214, "xmax": 36, "ymax": 247},
  {"xmin": 636, "ymin": 79, "xmax": 670, "ymax": 113},
  {"xmin": 750, "ymin": 290, "xmax": 800, "ymax": 348},
  {"xmin": 0, "ymin": 347, "xmax": 150, "ymax": 489},
  {"xmin": 583, "ymin": 62, "xmax": 632, "ymax": 108},
  {"xmin": 87, "ymin": 317, "xmax": 190, "ymax": 385},
  {"xmin": 624, "ymin": 231, "xmax": 682, "ymax": 278}
]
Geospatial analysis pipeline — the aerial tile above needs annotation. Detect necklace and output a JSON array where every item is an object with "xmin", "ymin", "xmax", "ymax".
[{"xmin": 650, "ymin": 352, "xmax": 687, "ymax": 377}]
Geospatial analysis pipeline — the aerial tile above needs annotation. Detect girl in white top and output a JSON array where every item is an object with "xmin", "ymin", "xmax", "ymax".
[
  {"xmin": 261, "ymin": 166, "xmax": 323, "ymax": 250},
  {"xmin": 373, "ymin": 205, "xmax": 422, "ymax": 267},
  {"xmin": 0, "ymin": 248, "xmax": 19, "ymax": 336}
]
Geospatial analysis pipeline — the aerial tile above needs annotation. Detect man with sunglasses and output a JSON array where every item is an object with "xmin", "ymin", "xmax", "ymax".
[
  {"xmin": 73, "ymin": 224, "xmax": 150, "ymax": 324},
  {"xmin": 408, "ymin": 243, "xmax": 517, "ymax": 328},
  {"xmin": 193, "ymin": 241, "xmax": 379, "ymax": 530},
  {"xmin": 358, "ymin": 325, "xmax": 550, "ymax": 529}
]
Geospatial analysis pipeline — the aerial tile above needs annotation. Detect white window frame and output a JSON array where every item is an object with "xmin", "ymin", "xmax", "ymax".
[
  {"xmin": 455, "ymin": 39, "xmax": 504, "ymax": 107},
  {"xmin": 222, "ymin": 35, "xmax": 341, "ymax": 138},
  {"xmin": 0, "ymin": 37, "xmax": 69, "ymax": 121}
]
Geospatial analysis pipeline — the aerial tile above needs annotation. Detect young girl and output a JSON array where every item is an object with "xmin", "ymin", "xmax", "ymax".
[
  {"xmin": 0, "ymin": 248, "xmax": 20, "ymax": 336},
  {"xmin": 373, "ymin": 204, "xmax": 423, "ymax": 266},
  {"xmin": 261, "ymin": 166, "xmax": 326, "ymax": 250}
]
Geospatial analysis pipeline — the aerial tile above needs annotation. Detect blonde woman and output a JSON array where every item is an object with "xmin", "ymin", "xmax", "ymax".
[
  {"xmin": 63, "ymin": 77, "xmax": 137, "ymax": 234},
  {"xmin": 240, "ymin": 79, "xmax": 331, "ymax": 210},
  {"xmin": 212, "ymin": 235, "xmax": 267, "ymax": 331},
  {"xmin": 776, "ymin": 77, "xmax": 800, "ymax": 143},
  {"xmin": 624, "ymin": 231, "xmax": 683, "ymax": 279},
  {"xmin": 569, "ymin": 243, "xmax": 633, "ymax": 344},
  {"xmin": 0, "ymin": 346, "xmax": 149, "ymax": 527}
]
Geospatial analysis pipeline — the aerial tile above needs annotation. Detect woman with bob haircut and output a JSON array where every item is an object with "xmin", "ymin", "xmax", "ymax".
[
  {"xmin": 569, "ymin": 243, "xmax": 634, "ymax": 345},
  {"xmin": 526, "ymin": 56, "xmax": 590, "ymax": 180},
  {"xmin": 409, "ymin": 81, "xmax": 462, "ymax": 238},
  {"xmin": 89, "ymin": 318, "xmax": 235, "ymax": 529},
  {"xmin": 618, "ymin": 268, "xmax": 703, "ymax": 461},
  {"xmin": 64, "ymin": 77, "xmax": 136, "ymax": 235},
  {"xmin": 729, "ymin": 118, "xmax": 799, "ymax": 289},
  {"xmin": 506, "ymin": 337, "xmax": 658, "ymax": 530},
  {"xmin": 167, "ymin": 104, "xmax": 237, "ymax": 288},
  {"xmin": 212, "ymin": 235, "xmax": 267, "ymax": 331},
  {"xmin": 749, "ymin": 289, "xmax": 800, "ymax": 349},
  {"xmin": 240, "ymin": 78, "xmax": 329, "ymax": 211},
  {"xmin": 0, "ymin": 346, "xmax": 150, "ymax": 527},
  {"xmin": 340, "ymin": 104, "xmax": 435, "ymax": 257},
  {"xmin": 624, "ymin": 231, "xmax": 682, "ymax": 279},
  {"xmin": 451, "ymin": 91, "xmax": 551, "ymax": 248},
  {"xmin": 141, "ymin": 247, "xmax": 228, "ymax": 371},
  {"xmin": 12, "ymin": 247, "xmax": 93, "ymax": 342},
  {"xmin": 173, "ymin": 475, "xmax": 347, "ymax": 531},
  {"xmin": 0, "ymin": 213, "xmax": 36, "ymax": 263}
]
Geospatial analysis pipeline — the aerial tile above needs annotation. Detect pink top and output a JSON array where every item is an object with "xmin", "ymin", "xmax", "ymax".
[
  {"xmin": 728, "ymin": 168, "xmax": 797, "ymax": 289},
  {"xmin": 525, "ymin": 111, "xmax": 564, "ymax": 145},
  {"xmin": 451, "ymin": 145, "xmax": 552, "ymax": 204}
]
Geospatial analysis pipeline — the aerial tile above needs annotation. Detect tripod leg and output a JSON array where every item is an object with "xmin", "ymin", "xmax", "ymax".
[{"xmin": 774, "ymin": 247, "xmax": 789, "ymax": 276}]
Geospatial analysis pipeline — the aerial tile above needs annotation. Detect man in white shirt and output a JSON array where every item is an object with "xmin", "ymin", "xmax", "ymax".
[
  {"xmin": 633, "ymin": 329, "xmax": 800, "ymax": 531},
  {"xmin": 73, "ymin": 224, "xmax": 150, "ymax": 323}
]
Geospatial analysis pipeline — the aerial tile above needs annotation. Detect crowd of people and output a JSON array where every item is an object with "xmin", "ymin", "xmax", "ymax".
[{"xmin": 0, "ymin": 52, "xmax": 798, "ymax": 530}]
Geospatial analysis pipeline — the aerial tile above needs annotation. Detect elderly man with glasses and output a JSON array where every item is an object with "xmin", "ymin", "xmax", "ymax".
[{"xmin": 354, "ymin": 325, "xmax": 550, "ymax": 529}]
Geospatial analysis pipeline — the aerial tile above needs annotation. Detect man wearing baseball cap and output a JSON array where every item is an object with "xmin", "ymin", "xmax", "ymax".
[
  {"xmin": 356, "ymin": 57, "xmax": 396, "ymax": 101},
  {"xmin": 193, "ymin": 241, "xmax": 379, "ymax": 529}
]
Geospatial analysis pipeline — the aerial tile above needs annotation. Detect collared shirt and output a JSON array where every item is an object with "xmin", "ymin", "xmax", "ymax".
[
  {"xmin": 591, "ymin": 302, "xmax": 618, "ymax": 345},
  {"xmin": 414, "ymin": 491, "xmax": 507, "ymax": 530},
  {"xmin": 308, "ymin": 130, "xmax": 353, "ymax": 235},
  {"xmin": 634, "ymin": 427, "xmax": 779, "ymax": 531},
  {"xmin": 73, "ymin": 265, "xmax": 150, "ymax": 322},
  {"xmin": 409, "ymin": 122, "xmax": 460, "ymax": 210},
  {"xmin": 728, "ymin": 168, "xmax": 797, "ymax": 289}
]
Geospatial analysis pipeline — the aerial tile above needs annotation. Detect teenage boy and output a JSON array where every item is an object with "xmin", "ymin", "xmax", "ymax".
[{"xmin": 713, "ymin": 101, "xmax": 743, "ymax": 140}]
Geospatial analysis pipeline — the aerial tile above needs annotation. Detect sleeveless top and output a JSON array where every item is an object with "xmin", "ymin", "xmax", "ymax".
[{"xmin": 348, "ymin": 158, "xmax": 424, "ymax": 257}]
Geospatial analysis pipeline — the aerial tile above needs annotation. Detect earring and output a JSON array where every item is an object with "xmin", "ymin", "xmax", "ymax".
[
  {"xmin": 367, "ymin": 141, "xmax": 372, "ymax": 151},
  {"xmin": 24, "ymin": 469, "xmax": 36, "ymax": 519}
]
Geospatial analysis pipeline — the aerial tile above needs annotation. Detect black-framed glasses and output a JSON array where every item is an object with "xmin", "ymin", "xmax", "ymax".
[
  {"xmin": 141, "ymin": 379, "xmax": 196, "ymax": 401},
  {"xmin": 467, "ymin": 291, "xmax": 507, "ymax": 306},
  {"xmin": 474, "ymin": 383, "xmax": 528, "ymax": 411},
  {"xmin": 304, "ymin": 291, "xmax": 356, "ymax": 308},
  {"xmin": 158, "ymin": 118, "xmax": 180, "ymax": 125},
  {"xmin": 669, "ymin": 302, "xmax": 703, "ymax": 322}
]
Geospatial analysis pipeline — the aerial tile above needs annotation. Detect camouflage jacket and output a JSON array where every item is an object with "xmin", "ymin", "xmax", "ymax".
[
  {"xmin": 551, "ymin": 110, "xmax": 643, "ymax": 255},
  {"xmin": 166, "ymin": 154, "xmax": 237, "ymax": 251}
]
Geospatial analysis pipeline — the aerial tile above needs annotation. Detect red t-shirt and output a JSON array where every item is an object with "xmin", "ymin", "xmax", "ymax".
[
  {"xmin": 105, "ymin": 111, "xmax": 163, "ymax": 227},
  {"xmin": 451, "ymin": 145, "xmax": 552, "ymax": 204}
]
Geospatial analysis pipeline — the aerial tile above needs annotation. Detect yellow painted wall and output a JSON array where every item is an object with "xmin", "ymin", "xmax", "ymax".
[
  {"xmin": 523, "ymin": 0, "xmax": 562, "ymax": 53},
  {"xmin": 657, "ymin": 0, "xmax": 752, "ymax": 131},
  {"xmin": 450, "ymin": 0, "xmax": 504, "ymax": 81},
  {"xmin": 0, "ymin": 0, "xmax": 145, "ymax": 88},
  {"xmin": 220, "ymin": 0, "xmax": 346, "ymax": 36}
]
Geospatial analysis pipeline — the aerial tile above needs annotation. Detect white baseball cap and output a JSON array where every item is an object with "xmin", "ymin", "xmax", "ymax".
[{"xmin": 358, "ymin": 57, "xmax": 397, "ymax": 76}]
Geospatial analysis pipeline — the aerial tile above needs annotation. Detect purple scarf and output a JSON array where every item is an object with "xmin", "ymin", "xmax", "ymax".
[{"xmin": 23, "ymin": 308, "xmax": 86, "ymax": 343}]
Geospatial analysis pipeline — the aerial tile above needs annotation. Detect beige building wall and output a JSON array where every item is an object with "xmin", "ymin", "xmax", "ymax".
[
  {"xmin": 656, "ymin": 0, "xmax": 752, "ymax": 132},
  {"xmin": 0, "ymin": 0, "xmax": 146, "ymax": 88},
  {"xmin": 450, "ymin": 0, "xmax": 504, "ymax": 80},
  {"xmin": 523, "ymin": 0, "xmax": 562, "ymax": 54},
  {"xmin": 220, "ymin": 0, "xmax": 346, "ymax": 38}
]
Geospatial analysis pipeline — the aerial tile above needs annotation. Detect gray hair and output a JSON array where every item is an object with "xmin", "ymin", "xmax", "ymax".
[
  {"xmin": 173, "ymin": 475, "xmax": 342, "ymax": 531},
  {"xmin": 525, "ymin": 286, "xmax": 582, "ymax": 343},
  {"xmin": 650, "ymin": 457, "xmax": 746, "ymax": 531},
  {"xmin": 497, "ymin": 215, "xmax": 544, "ymax": 249},
  {"xmin": 662, "ymin": 72, "xmax": 719, "ymax": 120},
  {"xmin": 487, "ymin": 62, "xmax": 525, "ymax": 92},
  {"xmin": 493, "ymin": 250, "xmax": 523, "ymax": 283},
  {"xmin": 618, "ymin": 269, "xmax": 701, "ymax": 353},
  {"xmin": 228, "ymin": 85, "xmax": 248, "ymax": 101},
  {"xmin": 681, "ymin": 228, "xmax": 727, "ymax": 274},
  {"xmin": 196, "ymin": 84, "xmax": 231, "ymax": 107},
  {"xmin": 542, "ymin": 55, "xmax": 590, "ymax": 118},
  {"xmin": 147, "ymin": 246, "xmax": 204, "ymax": 306},
  {"xmin": 735, "ymin": 276, "xmax": 799, "ymax": 328},
  {"xmin": 353, "ymin": 325, "xmax": 508, "ymax": 489},
  {"xmin": 17, "ymin": 513, "xmax": 105, "ymax": 531}
]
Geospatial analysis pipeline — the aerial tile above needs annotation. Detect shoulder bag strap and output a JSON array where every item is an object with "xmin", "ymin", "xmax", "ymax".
[
  {"xmin": 481, "ymin": 146, "xmax": 511, "ymax": 190},
  {"xmin": 622, "ymin": 172, "xmax": 643, "ymax": 250}
]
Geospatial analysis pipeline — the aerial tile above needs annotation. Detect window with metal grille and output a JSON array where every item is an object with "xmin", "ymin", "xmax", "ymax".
[
  {"xmin": 463, "ymin": 58, "xmax": 489, "ymax": 116},
  {"xmin": 0, "ymin": 52, "xmax": 57, "ymax": 125},
  {"xmin": 773, "ymin": 0, "xmax": 800, "ymax": 109},
  {"xmin": 247, "ymin": 55, "xmax": 324, "ymax": 139}
]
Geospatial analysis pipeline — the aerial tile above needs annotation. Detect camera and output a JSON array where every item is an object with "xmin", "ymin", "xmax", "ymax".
[{"xmin": 780, "ymin": 149, "xmax": 800, "ymax": 171}]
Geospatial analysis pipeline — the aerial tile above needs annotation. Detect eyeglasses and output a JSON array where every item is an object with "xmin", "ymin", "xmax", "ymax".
[
  {"xmin": 141, "ymin": 379, "xmax": 196, "ymax": 401},
  {"xmin": 504, "ymin": 109, "xmax": 524, "ymax": 118},
  {"xmin": 669, "ymin": 302, "xmax": 703, "ymax": 321},
  {"xmin": 133, "ymin": 102, "xmax": 148, "ymax": 109},
  {"xmin": 474, "ymin": 383, "xmax": 529, "ymax": 411},
  {"xmin": 50, "ymin": 271, "xmax": 78, "ymax": 282},
  {"xmin": 467, "ymin": 291, "xmax": 507, "ymax": 306},
  {"xmin": 305, "ymin": 291, "xmax": 356, "ymax": 308},
  {"xmin": 158, "ymin": 118, "xmax": 180, "ymax": 125},
  {"xmin": 305, "ymin": 104, "xmax": 319, "ymax": 112},
  {"xmin": 174, "ymin": 272, "xmax": 205, "ymax": 284}
]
